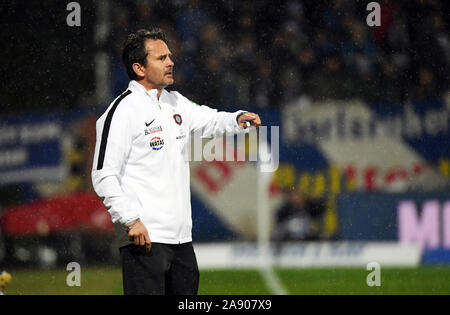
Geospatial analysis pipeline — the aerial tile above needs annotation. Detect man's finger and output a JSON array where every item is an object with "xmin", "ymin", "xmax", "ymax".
[
  {"xmin": 144, "ymin": 233, "xmax": 152, "ymax": 251},
  {"xmin": 139, "ymin": 234, "xmax": 146, "ymax": 246},
  {"xmin": 243, "ymin": 114, "xmax": 261, "ymax": 128},
  {"xmin": 241, "ymin": 114, "xmax": 257, "ymax": 121},
  {"xmin": 128, "ymin": 229, "xmax": 135, "ymax": 242},
  {"xmin": 239, "ymin": 114, "xmax": 260, "ymax": 129},
  {"xmin": 253, "ymin": 118, "xmax": 261, "ymax": 127}
]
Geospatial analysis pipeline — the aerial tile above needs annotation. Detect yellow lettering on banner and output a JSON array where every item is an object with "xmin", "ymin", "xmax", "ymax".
[
  {"xmin": 329, "ymin": 164, "xmax": 341, "ymax": 194},
  {"xmin": 324, "ymin": 197, "xmax": 338, "ymax": 237},
  {"xmin": 296, "ymin": 171, "xmax": 327, "ymax": 198},
  {"xmin": 439, "ymin": 158, "xmax": 450, "ymax": 177},
  {"xmin": 346, "ymin": 175, "xmax": 357, "ymax": 191},
  {"xmin": 298, "ymin": 173, "xmax": 311, "ymax": 194},
  {"xmin": 311, "ymin": 173, "xmax": 326, "ymax": 198},
  {"xmin": 274, "ymin": 164, "xmax": 296, "ymax": 190}
]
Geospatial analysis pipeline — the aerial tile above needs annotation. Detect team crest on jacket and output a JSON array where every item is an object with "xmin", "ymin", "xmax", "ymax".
[
  {"xmin": 173, "ymin": 114, "xmax": 182, "ymax": 125},
  {"xmin": 150, "ymin": 136, "xmax": 164, "ymax": 150}
]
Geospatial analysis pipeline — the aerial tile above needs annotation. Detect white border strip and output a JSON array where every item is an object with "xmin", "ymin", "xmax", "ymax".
[
  {"xmin": 195, "ymin": 242, "xmax": 421, "ymax": 269},
  {"xmin": 0, "ymin": 166, "xmax": 67, "ymax": 185}
]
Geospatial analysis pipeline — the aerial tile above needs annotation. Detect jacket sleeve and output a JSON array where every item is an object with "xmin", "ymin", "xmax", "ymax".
[
  {"xmin": 91, "ymin": 102, "xmax": 140, "ymax": 225},
  {"xmin": 175, "ymin": 92, "xmax": 249, "ymax": 138}
]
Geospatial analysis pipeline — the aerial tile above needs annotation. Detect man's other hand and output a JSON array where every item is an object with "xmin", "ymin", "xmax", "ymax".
[{"xmin": 128, "ymin": 221, "xmax": 151, "ymax": 251}]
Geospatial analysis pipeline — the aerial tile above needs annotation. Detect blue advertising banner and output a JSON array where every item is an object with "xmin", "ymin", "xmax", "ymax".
[
  {"xmin": 0, "ymin": 114, "xmax": 66, "ymax": 185},
  {"xmin": 336, "ymin": 192, "xmax": 450, "ymax": 263}
]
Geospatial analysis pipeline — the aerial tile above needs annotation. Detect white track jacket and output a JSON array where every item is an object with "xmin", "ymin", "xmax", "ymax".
[{"xmin": 92, "ymin": 80, "xmax": 247, "ymax": 244}]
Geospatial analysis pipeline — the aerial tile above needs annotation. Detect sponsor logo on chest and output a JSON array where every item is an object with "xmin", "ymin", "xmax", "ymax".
[
  {"xmin": 150, "ymin": 136, "xmax": 164, "ymax": 150},
  {"xmin": 145, "ymin": 125, "xmax": 163, "ymax": 135}
]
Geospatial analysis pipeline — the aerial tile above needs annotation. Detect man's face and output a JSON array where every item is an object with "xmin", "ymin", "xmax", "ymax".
[{"xmin": 140, "ymin": 39, "xmax": 174, "ymax": 89}]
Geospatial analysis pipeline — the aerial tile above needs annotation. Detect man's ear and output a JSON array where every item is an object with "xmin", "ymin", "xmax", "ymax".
[{"xmin": 132, "ymin": 63, "xmax": 145, "ymax": 78}]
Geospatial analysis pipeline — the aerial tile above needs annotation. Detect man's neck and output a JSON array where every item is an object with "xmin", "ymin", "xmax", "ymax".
[{"xmin": 136, "ymin": 79, "xmax": 163, "ymax": 99}]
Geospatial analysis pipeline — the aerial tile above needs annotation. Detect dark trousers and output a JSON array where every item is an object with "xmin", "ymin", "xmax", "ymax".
[{"xmin": 119, "ymin": 242, "xmax": 199, "ymax": 295}]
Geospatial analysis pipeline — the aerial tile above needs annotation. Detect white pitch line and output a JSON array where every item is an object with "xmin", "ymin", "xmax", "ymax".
[
  {"xmin": 259, "ymin": 266, "xmax": 288, "ymax": 295},
  {"xmin": 256, "ymin": 134, "xmax": 287, "ymax": 295}
]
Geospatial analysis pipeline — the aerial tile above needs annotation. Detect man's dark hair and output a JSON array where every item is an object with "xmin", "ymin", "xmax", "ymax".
[{"xmin": 122, "ymin": 28, "xmax": 168, "ymax": 80}]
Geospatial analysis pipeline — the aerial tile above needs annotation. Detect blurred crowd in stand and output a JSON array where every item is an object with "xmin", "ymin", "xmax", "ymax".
[
  {"xmin": 108, "ymin": 0, "xmax": 449, "ymax": 110},
  {"xmin": 2, "ymin": 0, "xmax": 448, "ymax": 115}
]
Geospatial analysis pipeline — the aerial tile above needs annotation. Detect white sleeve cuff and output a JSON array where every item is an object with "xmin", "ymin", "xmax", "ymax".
[{"xmin": 234, "ymin": 110, "xmax": 250, "ymax": 132}]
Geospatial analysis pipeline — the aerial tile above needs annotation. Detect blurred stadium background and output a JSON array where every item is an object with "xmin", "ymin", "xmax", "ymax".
[{"xmin": 0, "ymin": 0, "xmax": 449, "ymax": 294}]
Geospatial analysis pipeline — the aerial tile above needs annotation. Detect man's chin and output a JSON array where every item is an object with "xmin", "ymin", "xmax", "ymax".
[{"xmin": 158, "ymin": 80, "xmax": 174, "ymax": 89}]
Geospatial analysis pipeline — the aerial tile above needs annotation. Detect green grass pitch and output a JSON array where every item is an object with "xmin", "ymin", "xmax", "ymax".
[{"xmin": 3, "ymin": 266, "xmax": 450, "ymax": 295}]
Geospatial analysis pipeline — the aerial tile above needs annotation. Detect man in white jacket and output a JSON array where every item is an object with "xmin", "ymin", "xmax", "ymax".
[{"xmin": 91, "ymin": 28, "xmax": 261, "ymax": 295}]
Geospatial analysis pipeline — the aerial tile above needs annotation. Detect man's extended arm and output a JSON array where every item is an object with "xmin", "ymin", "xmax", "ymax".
[{"xmin": 175, "ymin": 92, "xmax": 260, "ymax": 137}]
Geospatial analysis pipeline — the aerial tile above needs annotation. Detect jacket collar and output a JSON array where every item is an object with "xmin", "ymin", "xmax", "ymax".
[{"xmin": 128, "ymin": 80, "xmax": 166, "ymax": 102}]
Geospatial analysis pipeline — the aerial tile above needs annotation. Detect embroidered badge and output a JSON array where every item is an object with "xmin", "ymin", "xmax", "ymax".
[{"xmin": 173, "ymin": 114, "xmax": 182, "ymax": 125}]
